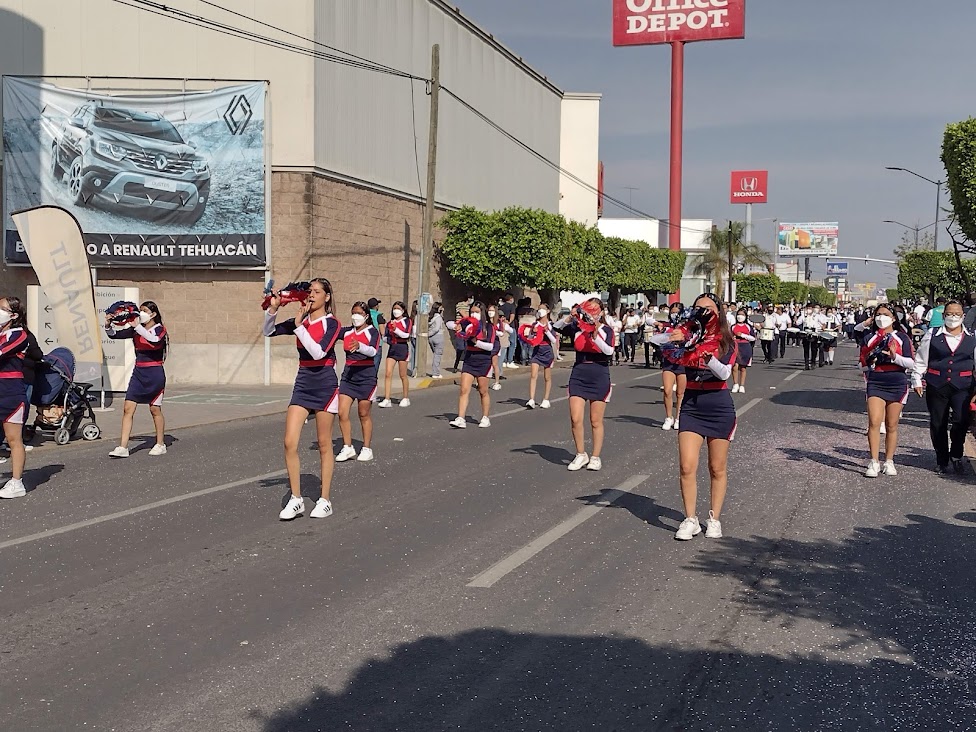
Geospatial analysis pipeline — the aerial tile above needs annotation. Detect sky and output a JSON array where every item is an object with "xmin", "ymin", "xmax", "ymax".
[{"xmin": 451, "ymin": 0, "xmax": 976, "ymax": 290}]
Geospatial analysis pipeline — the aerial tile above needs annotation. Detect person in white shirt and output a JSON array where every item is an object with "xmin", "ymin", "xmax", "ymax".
[
  {"xmin": 820, "ymin": 306, "xmax": 841, "ymax": 365},
  {"xmin": 774, "ymin": 306, "xmax": 791, "ymax": 359},
  {"xmin": 605, "ymin": 309, "xmax": 623, "ymax": 366},
  {"xmin": 798, "ymin": 304, "xmax": 828, "ymax": 369},
  {"xmin": 621, "ymin": 308, "xmax": 641, "ymax": 363}
]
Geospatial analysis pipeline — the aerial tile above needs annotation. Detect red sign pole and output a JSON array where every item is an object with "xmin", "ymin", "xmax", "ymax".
[{"xmin": 668, "ymin": 40, "xmax": 684, "ymax": 305}]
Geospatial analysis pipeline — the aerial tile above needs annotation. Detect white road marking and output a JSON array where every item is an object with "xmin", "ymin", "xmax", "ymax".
[
  {"xmin": 0, "ymin": 470, "xmax": 287, "ymax": 552},
  {"xmin": 736, "ymin": 398, "xmax": 762, "ymax": 417},
  {"xmin": 467, "ymin": 474, "xmax": 649, "ymax": 588},
  {"xmin": 784, "ymin": 370, "xmax": 803, "ymax": 382}
]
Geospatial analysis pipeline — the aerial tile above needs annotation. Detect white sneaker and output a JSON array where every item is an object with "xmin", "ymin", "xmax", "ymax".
[
  {"xmin": 526, "ymin": 399, "xmax": 537, "ymax": 409},
  {"xmin": 509, "ymin": 363, "xmax": 520, "ymax": 370},
  {"xmin": 491, "ymin": 383, "xmax": 502, "ymax": 391},
  {"xmin": 0, "ymin": 478, "xmax": 26, "ymax": 499},
  {"xmin": 449, "ymin": 417, "xmax": 467, "ymax": 429},
  {"xmin": 109, "ymin": 446, "xmax": 130, "ymax": 458},
  {"xmin": 673, "ymin": 417, "xmax": 680, "ymax": 430},
  {"xmin": 662, "ymin": 417, "xmax": 674, "ymax": 431},
  {"xmin": 310, "ymin": 497, "xmax": 333, "ymax": 519},
  {"xmin": 431, "ymin": 374, "xmax": 444, "ymax": 379},
  {"xmin": 399, "ymin": 398, "xmax": 411, "ymax": 407},
  {"xmin": 148, "ymin": 444, "xmax": 167, "ymax": 456},
  {"xmin": 675, "ymin": 516, "xmax": 701, "ymax": 541},
  {"xmin": 335, "ymin": 445, "xmax": 357, "ymax": 462},
  {"xmin": 865, "ymin": 459, "xmax": 881, "ymax": 478},
  {"xmin": 731, "ymin": 384, "xmax": 740, "ymax": 393},
  {"xmin": 739, "ymin": 386, "xmax": 745, "ymax": 394},
  {"xmin": 540, "ymin": 400, "xmax": 551, "ymax": 409},
  {"xmin": 279, "ymin": 495, "xmax": 304, "ymax": 520},
  {"xmin": 672, "ymin": 383, "xmax": 677, "ymax": 393},
  {"xmin": 23, "ymin": 445, "xmax": 33, "ymax": 452},
  {"xmin": 478, "ymin": 416, "xmax": 491, "ymax": 428},
  {"xmin": 880, "ymin": 423, "xmax": 887, "ymax": 435},
  {"xmin": 586, "ymin": 456, "xmax": 602, "ymax": 471},
  {"xmin": 357, "ymin": 447, "xmax": 374, "ymax": 462},
  {"xmin": 567, "ymin": 453, "xmax": 589, "ymax": 471},
  {"xmin": 882, "ymin": 460, "xmax": 898, "ymax": 476},
  {"xmin": 705, "ymin": 511, "xmax": 723, "ymax": 538},
  {"xmin": 378, "ymin": 399, "xmax": 393, "ymax": 408}
]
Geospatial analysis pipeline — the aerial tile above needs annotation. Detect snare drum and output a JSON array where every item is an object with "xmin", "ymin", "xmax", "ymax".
[
  {"xmin": 642, "ymin": 329, "xmax": 655, "ymax": 344},
  {"xmin": 760, "ymin": 328, "xmax": 775, "ymax": 341}
]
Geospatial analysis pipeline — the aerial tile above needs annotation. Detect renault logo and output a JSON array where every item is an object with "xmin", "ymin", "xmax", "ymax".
[
  {"xmin": 154, "ymin": 154, "xmax": 168, "ymax": 171},
  {"xmin": 740, "ymin": 177, "xmax": 758, "ymax": 192}
]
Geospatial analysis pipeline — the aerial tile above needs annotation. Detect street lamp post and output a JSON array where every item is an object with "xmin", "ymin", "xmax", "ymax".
[
  {"xmin": 882, "ymin": 218, "xmax": 939, "ymax": 251},
  {"xmin": 885, "ymin": 166, "xmax": 944, "ymax": 250}
]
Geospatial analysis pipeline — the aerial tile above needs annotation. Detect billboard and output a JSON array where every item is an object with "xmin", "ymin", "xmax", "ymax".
[
  {"xmin": 778, "ymin": 222, "xmax": 839, "ymax": 257},
  {"xmin": 613, "ymin": 0, "xmax": 746, "ymax": 46},
  {"xmin": 825, "ymin": 260, "xmax": 849, "ymax": 276},
  {"xmin": 3, "ymin": 77, "xmax": 267, "ymax": 267},
  {"xmin": 730, "ymin": 170, "xmax": 768, "ymax": 204}
]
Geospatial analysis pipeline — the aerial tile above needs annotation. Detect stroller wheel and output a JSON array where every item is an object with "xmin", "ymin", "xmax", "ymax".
[
  {"xmin": 54, "ymin": 427, "xmax": 71, "ymax": 445},
  {"xmin": 82, "ymin": 423, "xmax": 101, "ymax": 441}
]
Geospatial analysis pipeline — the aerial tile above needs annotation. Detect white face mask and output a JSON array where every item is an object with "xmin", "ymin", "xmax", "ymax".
[
  {"xmin": 351, "ymin": 313, "xmax": 367, "ymax": 327},
  {"xmin": 537, "ymin": 309, "xmax": 548, "ymax": 318},
  {"xmin": 469, "ymin": 312, "xmax": 481, "ymax": 321},
  {"xmin": 487, "ymin": 310, "xmax": 496, "ymax": 318},
  {"xmin": 875, "ymin": 315, "xmax": 893, "ymax": 330},
  {"xmin": 392, "ymin": 309, "xmax": 404, "ymax": 319},
  {"xmin": 736, "ymin": 314, "xmax": 746, "ymax": 323},
  {"xmin": 945, "ymin": 315, "xmax": 964, "ymax": 329},
  {"xmin": 139, "ymin": 311, "xmax": 152, "ymax": 324},
  {"xmin": 805, "ymin": 310, "xmax": 812, "ymax": 316},
  {"xmin": 0, "ymin": 310, "xmax": 12, "ymax": 327}
]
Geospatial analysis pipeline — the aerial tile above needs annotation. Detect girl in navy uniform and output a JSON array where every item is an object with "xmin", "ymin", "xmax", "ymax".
[
  {"xmin": 654, "ymin": 293, "xmax": 737, "ymax": 541},
  {"xmin": 0, "ymin": 297, "xmax": 30, "ymax": 499},
  {"xmin": 660, "ymin": 302, "xmax": 687, "ymax": 430},
  {"xmin": 488, "ymin": 304, "xmax": 511, "ymax": 392},
  {"xmin": 264, "ymin": 278, "xmax": 341, "ymax": 520},
  {"xmin": 526, "ymin": 305, "xmax": 558, "ymax": 409},
  {"xmin": 335, "ymin": 302, "xmax": 381, "ymax": 464},
  {"xmin": 855, "ymin": 304, "xmax": 915, "ymax": 477},
  {"xmin": 730, "ymin": 307, "xmax": 756, "ymax": 394},
  {"xmin": 106, "ymin": 300, "xmax": 168, "ymax": 459},
  {"xmin": 449, "ymin": 301, "xmax": 496, "ymax": 429},
  {"xmin": 378, "ymin": 302, "xmax": 411, "ymax": 408},
  {"xmin": 552, "ymin": 298, "xmax": 615, "ymax": 472}
]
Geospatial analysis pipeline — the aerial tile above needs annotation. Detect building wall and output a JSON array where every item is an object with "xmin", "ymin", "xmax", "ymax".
[{"xmin": 558, "ymin": 93, "xmax": 601, "ymax": 226}]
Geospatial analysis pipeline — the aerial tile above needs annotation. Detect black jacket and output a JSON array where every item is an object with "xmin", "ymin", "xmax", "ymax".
[{"xmin": 21, "ymin": 329, "xmax": 43, "ymax": 386}]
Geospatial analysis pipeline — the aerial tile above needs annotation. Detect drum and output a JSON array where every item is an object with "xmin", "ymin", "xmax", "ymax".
[
  {"xmin": 760, "ymin": 328, "xmax": 775, "ymax": 341},
  {"xmin": 642, "ymin": 329, "xmax": 655, "ymax": 344},
  {"xmin": 786, "ymin": 327, "xmax": 801, "ymax": 334},
  {"xmin": 818, "ymin": 331, "xmax": 838, "ymax": 343}
]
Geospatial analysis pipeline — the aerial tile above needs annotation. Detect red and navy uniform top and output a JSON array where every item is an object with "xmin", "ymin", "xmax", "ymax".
[
  {"xmin": 924, "ymin": 330, "xmax": 974, "ymax": 389},
  {"xmin": 559, "ymin": 321, "xmax": 615, "ymax": 366},
  {"xmin": 732, "ymin": 323, "xmax": 755, "ymax": 342},
  {"xmin": 860, "ymin": 330, "xmax": 913, "ymax": 374},
  {"xmin": 340, "ymin": 325, "xmax": 381, "ymax": 366},
  {"xmin": 106, "ymin": 323, "xmax": 167, "ymax": 368},
  {"xmin": 525, "ymin": 322, "xmax": 555, "ymax": 348},
  {"xmin": 385, "ymin": 317, "xmax": 412, "ymax": 345},
  {"xmin": 269, "ymin": 314, "xmax": 341, "ymax": 368},
  {"xmin": 0, "ymin": 327, "xmax": 28, "ymax": 386},
  {"xmin": 684, "ymin": 344, "xmax": 736, "ymax": 390},
  {"xmin": 457, "ymin": 317, "xmax": 497, "ymax": 352}
]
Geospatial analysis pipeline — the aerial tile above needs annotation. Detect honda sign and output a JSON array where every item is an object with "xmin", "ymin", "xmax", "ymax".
[
  {"xmin": 730, "ymin": 170, "xmax": 768, "ymax": 204},
  {"xmin": 613, "ymin": 0, "xmax": 746, "ymax": 46}
]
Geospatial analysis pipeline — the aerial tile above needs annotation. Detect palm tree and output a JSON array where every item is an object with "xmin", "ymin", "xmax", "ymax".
[{"xmin": 692, "ymin": 222, "xmax": 773, "ymax": 298}]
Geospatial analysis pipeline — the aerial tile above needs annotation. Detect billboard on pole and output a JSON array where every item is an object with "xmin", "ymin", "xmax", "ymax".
[
  {"xmin": 730, "ymin": 170, "xmax": 767, "ymax": 204},
  {"xmin": 778, "ymin": 222, "xmax": 839, "ymax": 257},
  {"xmin": 826, "ymin": 260, "xmax": 849, "ymax": 276},
  {"xmin": 612, "ymin": 0, "xmax": 746, "ymax": 46}
]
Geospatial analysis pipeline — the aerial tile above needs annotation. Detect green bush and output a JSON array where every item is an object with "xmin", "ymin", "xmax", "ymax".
[
  {"xmin": 777, "ymin": 281, "xmax": 809, "ymax": 304},
  {"xmin": 733, "ymin": 273, "xmax": 780, "ymax": 304}
]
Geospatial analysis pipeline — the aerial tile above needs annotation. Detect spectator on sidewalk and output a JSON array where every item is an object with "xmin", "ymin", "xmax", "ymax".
[
  {"xmin": 427, "ymin": 302, "xmax": 445, "ymax": 378},
  {"xmin": 500, "ymin": 293, "xmax": 517, "ymax": 367},
  {"xmin": 927, "ymin": 297, "xmax": 947, "ymax": 329},
  {"xmin": 367, "ymin": 297, "xmax": 386, "ymax": 377},
  {"xmin": 515, "ymin": 297, "xmax": 535, "ymax": 366}
]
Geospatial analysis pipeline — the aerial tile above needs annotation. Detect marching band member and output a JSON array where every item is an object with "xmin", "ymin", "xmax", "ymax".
[
  {"xmin": 821, "ymin": 306, "xmax": 841, "ymax": 365},
  {"xmin": 378, "ymin": 301, "xmax": 411, "ymax": 408},
  {"xmin": 264, "ymin": 278, "xmax": 341, "ymax": 520},
  {"xmin": 660, "ymin": 302, "xmax": 687, "ymax": 430},
  {"xmin": 449, "ymin": 301, "xmax": 496, "ymax": 429},
  {"xmin": 798, "ymin": 304, "xmax": 827, "ymax": 370},
  {"xmin": 526, "ymin": 305, "xmax": 558, "ymax": 409},
  {"xmin": 489, "ymin": 304, "xmax": 511, "ymax": 392},
  {"xmin": 731, "ymin": 307, "xmax": 755, "ymax": 393},
  {"xmin": 552, "ymin": 298, "xmax": 615, "ymax": 471},
  {"xmin": 106, "ymin": 301, "xmax": 169, "ymax": 459},
  {"xmin": 855, "ymin": 304, "xmax": 915, "ymax": 477},
  {"xmin": 759, "ymin": 305, "xmax": 777, "ymax": 363},
  {"xmin": 653, "ymin": 293, "xmax": 737, "ymax": 540},
  {"xmin": 775, "ymin": 305, "xmax": 791, "ymax": 358},
  {"xmin": 911, "ymin": 300, "xmax": 976, "ymax": 474},
  {"xmin": 0, "ymin": 297, "xmax": 29, "ymax": 499},
  {"xmin": 335, "ymin": 302, "xmax": 381, "ymax": 464}
]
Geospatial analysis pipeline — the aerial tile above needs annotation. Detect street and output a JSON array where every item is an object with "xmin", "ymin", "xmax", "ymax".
[{"xmin": 1, "ymin": 341, "xmax": 974, "ymax": 732}]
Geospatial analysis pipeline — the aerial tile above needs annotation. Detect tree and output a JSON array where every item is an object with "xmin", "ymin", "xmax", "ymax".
[
  {"xmin": 438, "ymin": 207, "xmax": 509, "ymax": 291},
  {"xmin": 943, "ymin": 119, "xmax": 976, "ymax": 245},
  {"xmin": 885, "ymin": 288, "xmax": 900, "ymax": 303},
  {"xmin": 807, "ymin": 286, "xmax": 835, "ymax": 307},
  {"xmin": 733, "ymin": 273, "xmax": 780, "ymax": 304},
  {"xmin": 693, "ymin": 222, "xmax": 772, "ymax": 298},
  {"xmin": 897, "ymin": 250, "xmax": 954, "ymax": 303},
  {"xmin": 893, "ymin": 230, "xmax": 936, "ymax": 260},
  {"xmin": 778, "ymin": 281, "xmax": 809, "ymax": 305}
]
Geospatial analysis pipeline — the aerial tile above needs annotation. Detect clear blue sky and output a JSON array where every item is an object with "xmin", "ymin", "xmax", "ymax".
[{"xmin": 452, "ymin": 0, "xmax": 976, "ymax": 289}]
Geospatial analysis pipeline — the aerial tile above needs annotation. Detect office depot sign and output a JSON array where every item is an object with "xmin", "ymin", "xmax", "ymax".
[
  {"xmin": 613, "ymin": 0, "xmax": 746, "ymax": 46},
  {"xmin": 730, "ymin": 170, "xmax": 768, "ymax": 204}
]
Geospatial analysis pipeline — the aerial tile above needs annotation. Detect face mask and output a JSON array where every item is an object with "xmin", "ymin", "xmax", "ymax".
[
  {"xmin": 537, "ymin": 309, "xmax": 548, "ymax": 318},
  {"xmin": 945, "ymin": 315, "xmax": 964, "ymax": 329},
  {"xmin": 470, "ymin": 312, "xmax": 481, "ymax": 321},
  {"xmin": 393, "ymin": 309, "xmax": 404, "ymax": 319},
  {"xmin": 351, "ymin": 313, "xmax": 367, "ymax": 327},
  {"xmin": 767, "ymin": 309, "xmax": 774, "ymax": 314},
  {"xmin": 0, "ymin": 310, "xmax": 12, "ymax": 327},
  {"xmin": 487, "ymin": 310, "xmax": 496, "ymax": 318},
  {"xmin": 875, "ymin": 315, "xmax": 893, "ymax": 329},
  {"xmin": 805, "ymin": 310, "xmax": 812, "ymax": 316},
  {"xmin": 139, "ymin": 311, "xmax": 152, "ymax": 324},
  {"xmin": 813, "ymin": 309, "xmax": 821, "ymax": 315},
  {"xmin": 736, "ymin": 315, "xmax": 746, "ymax": 323}
]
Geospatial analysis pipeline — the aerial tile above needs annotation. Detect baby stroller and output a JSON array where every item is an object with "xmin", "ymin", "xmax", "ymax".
[{"xmin": 25, "ymin": 347, "xmax": 101, "ymax": 445}]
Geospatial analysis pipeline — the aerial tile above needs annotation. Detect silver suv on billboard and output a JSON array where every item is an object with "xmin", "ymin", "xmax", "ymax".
[{"xmin": 50, "ymin": 103, "xmax": 210, "ymax": 225}]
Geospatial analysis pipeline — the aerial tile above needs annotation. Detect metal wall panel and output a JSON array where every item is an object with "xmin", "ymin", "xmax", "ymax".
[{"xmin": 313, "ymin": 0, "xmax": 562, "ymax": 212}]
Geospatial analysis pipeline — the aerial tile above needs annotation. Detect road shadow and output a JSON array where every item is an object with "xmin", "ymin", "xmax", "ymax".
[
  {"xmin": 257, "ymin": 473, "xmax": 324, "ymax": 504},
  {"xmin": 791, "ymin": 417, "xmax": 866, "ymax": 435},
  {"xmin": 577, "ymin": 487, "xmax": 684, "ymax": 533},
  {"xmin": 511, "ymin": 444, "xmax": 573, "ymax": 466},
  {"xmin": 24, "ymin": 463, "xmax": 64, "ymax": 492},
  {"xmin": 609, "ymin": 414, "xmax": 659, "ymax": 428},
  {"xmin": 771, "ymin": 389, "xmax": 866, "ymax": 414},
  {"xmin": 778, "ymin": 447, "xmax": 864, "ymax": 475}
]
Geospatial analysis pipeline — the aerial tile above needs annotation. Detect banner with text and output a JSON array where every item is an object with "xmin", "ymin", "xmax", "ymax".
[
  {"xmin": 778, "ymin": 222, "xmax": 839, "ymax": 258},
  {"xmin": 612, "ymin": 0, "xmax": 746, "ymax": 46},
  {"xmin": 3, "ymin": 77, "xmax": 266, "ymax": 267}
]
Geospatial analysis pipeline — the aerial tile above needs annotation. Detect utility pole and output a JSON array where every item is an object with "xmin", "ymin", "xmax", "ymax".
[
  {"xmin": 727, "ymin": 220, "xmax": 735, "ymax": 302},
  {"xmin": 414, "ymin": 44, "xmax": 440, "ymax": 380}
]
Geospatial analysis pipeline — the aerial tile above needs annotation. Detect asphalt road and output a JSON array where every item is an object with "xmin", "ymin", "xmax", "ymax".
[{"xmin": 2, "ymin": 340, "xmax": 975, "ymax": 732}]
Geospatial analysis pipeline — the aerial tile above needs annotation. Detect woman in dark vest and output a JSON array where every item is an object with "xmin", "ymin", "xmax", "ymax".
[{"xmin": 911, "ymin": 300, "xmax": 976, "ymax": 474}]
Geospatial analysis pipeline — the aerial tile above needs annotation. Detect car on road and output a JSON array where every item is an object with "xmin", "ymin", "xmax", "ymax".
[{"xmin": 50, "ymin": 102, "xmax": 211, "ymax": 225}]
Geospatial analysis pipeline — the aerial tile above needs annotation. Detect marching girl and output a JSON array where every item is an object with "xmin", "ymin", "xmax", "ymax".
[
  {"xmin": 488, "ymin": 303, "xmax": 511, "ymax": 392},
  {"xmin": 525, "ymin": 304, "xmax": 558, "ymax": 409},
  {"xmin": 654, "ymin": 293, "xmax": 737, "ymax": 541},
  {"xmin": 731, "ymin": 307, "xmax": 755, "ymax": 394},
  {"xmin": 552, "ymin": 298, "xmax": 615, "ymax": 471},
  {"xmin": 378, "ymin": 302, "xmax": 411, "ymax": 408},
  {"xmin": 449, "ymin": 301, "xmax": 496, "ymax": 429},
  {"xmin": 820, "ymin": 306, "xmax": 841, "ymax": 366},
  {"xmin": 0, "ymin": 297, "xmax": 30, "ymax": 499},
  {"xmin": 106, "ymin": 301, "xmax": 168, "ymax": 458},
  {"xmin": 264, "ymin": 278, "xmax": 341, "ymax": 520},
  {"xmin": 660, "ymin": 302, "xmax": 687, "ymax": 430},
  {"xmin": 854, "ymin": 304, "xmax": 915, "ymax": 477},
  {"xmin": 335, "ymin": 302, "xmax": 381, "ymax": 464}
]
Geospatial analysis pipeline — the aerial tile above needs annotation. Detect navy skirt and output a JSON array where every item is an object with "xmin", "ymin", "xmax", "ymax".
[
  {"xmin": 387, "ymin": 342, "xmax": 409, "ymax": 362},
  {"xmin": 291, "ymin": 365, "xmax": 339, "ymax": 414},
  {"xmin": 679, "ymin": 389, "xmax": 737, "ymax": 440},
  {"xmin": 0, "ymin": 384, "xmax": 26, "ymax": 424},
  {"xmin": 462, "ymin": 351, "xmax": 493, "ymax": 378},
  {"xmin": 662, "ymin": 360, "xmax": 686, "ymax": 375},
  {"xmin": 531, "ymin": 343, "xmax": 555, "ymax": 368},
  {"xmin": 735, "ymin": 342, "xmax": 754, "ymax": 367},
  {"xmin": 568, "ymin": 362, "xmax": 612, "ymax": 402},
  {"xmin": 866, "ymin": 371, "xmax": 909, "ymax": 404},
  {"xmin": 340, "ymin": 364, "xmax": 377, "ymax": 402},
  {"xmin": 492, "ymin": 339, "xmax": 502, "ymax": 356},
  {"xmin": 126, "ymin": 365, "xmax": 166, "ymax": 406}
]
